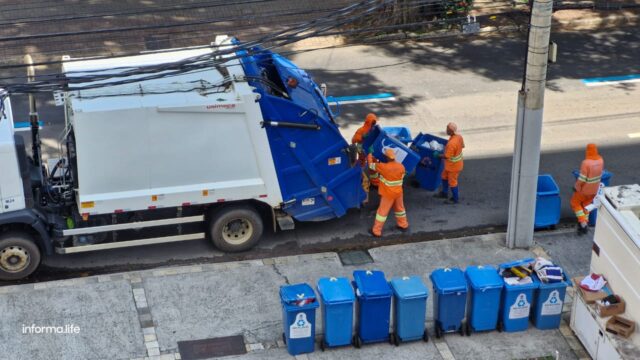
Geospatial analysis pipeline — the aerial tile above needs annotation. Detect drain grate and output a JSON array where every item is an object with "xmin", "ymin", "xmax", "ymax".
[
  {"xmin": 178, "ymin": 335, "xmax": 246, "ymax": 360},
  {"xmin": 338, "ymin": 250, "xmax": 374, "ymax": 266}
]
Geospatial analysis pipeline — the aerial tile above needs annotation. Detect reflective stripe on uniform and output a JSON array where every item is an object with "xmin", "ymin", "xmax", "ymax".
[
  {"xmin": 375, "ymin": 213, "xmax": 387, "ymax": 222},
  {"xmin": 578, "ymin": 173, "xmax": 601, "ymax": 183},
  {"xmin": 395, "ymin": 211, "xmax": 406, "ymax": 217},
  {"xmin": 379, "ymin": 175, "xmax": 403, "ymax": 187},
  {"xmin": 575, "ymin": 210, "xmax": 585, "ymax": 217},
  {"xmin": 369, "ymin": 163, "xmax": 376, "ymax": 171},
  {"xmin": 369, "ymin": 172, "xmax": 379, "ymax": 178},
  {"xmin": 450, "ymin": 152, "xmax": 463, "ymax": 162}
]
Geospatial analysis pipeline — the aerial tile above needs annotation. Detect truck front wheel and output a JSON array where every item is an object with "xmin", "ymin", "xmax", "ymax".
[
  {"xmin": 209, "ymin": 206, "xmax": 263, "ymax": 252},
  {"xmin": 0, "ymin": 231, "xmax": 41, "ymax": 281}
]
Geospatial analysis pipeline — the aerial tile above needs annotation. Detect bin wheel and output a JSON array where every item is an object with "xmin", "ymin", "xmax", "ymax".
[
  {"xmin": 390, "ymin": 332, "xmax": 399, "ymax": 346},
  {"xmin": 497, "ymin": 321, "xmax": 503, "ymax": 333},
  {"xmin": 319, "ymin": 338, "xmax": 326, "ymax": 352},
  {"xmin": 282, "ymin": 332, "xmax": 286, "ymax": 345},
  {"xmin": 459, "ymin": 322, "xmax": 465, "ymax": 336},
  {"xmin": 465, "ymin": 321, "xmax": 471, "ymax": 336},
  {"xmin": 423, "ymin": 329, "xmax": 429, "ymax": 343},
  {"xmin": 353, "ymin": 335, "xmax": 362, "ymax": 349},
  {"xmin": 435, "ymin": 324, "xmax": 442, "ymax": 339}
]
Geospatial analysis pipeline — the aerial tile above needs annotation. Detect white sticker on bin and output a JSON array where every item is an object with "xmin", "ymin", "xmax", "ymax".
[
  {"xmin": 540, "ymin": 290, "xmax": 563, "ymax": 316},
  {"xmin": 508, "ymin": 293, "xmax": 531, "ymax": 319},
  {"xmin": 301, "ymin": 198, "xmax": 315, "ymax": 206},
  {"xmin": 289, "ymin": 312, "xmax": 312, "ymax": 339}
]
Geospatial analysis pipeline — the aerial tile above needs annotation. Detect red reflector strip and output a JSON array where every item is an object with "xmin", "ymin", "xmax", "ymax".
[
  {"xmin": 182, "ymin": 202, "xmax": 191, "ymax": 207},
  {"xmin": 217, "ymin": 199, "xmax": 225, "ymax": 202},
  {"xmin": 114, "ymin": 209, "xmax": 124, "ymax": 213},
  {"xmin": 259, "ymin": 194, "xmax": 268, "ymax": 198},
  {"xmin": 148, "ymin": 206, "xmax": 157, "ymax": 210}
]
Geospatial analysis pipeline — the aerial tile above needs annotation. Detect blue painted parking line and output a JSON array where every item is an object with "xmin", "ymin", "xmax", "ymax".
[
  {"xmin": 327, "ymin": 93, "xmax": 396, "ymax": 105},
  {"xmin": 582, "ymin": 74, "xmax": 640, "ymax": 87},
  {"xmin": 14, "ymin": 121, "xmax": 44, "ymax": 130}
]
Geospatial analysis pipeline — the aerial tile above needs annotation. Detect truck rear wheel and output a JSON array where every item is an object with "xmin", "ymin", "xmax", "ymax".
[
  {"xmin": 0, "ymin": 231, "xmax": 41, "ymax": 281},
  {"xmin": 209, "ymin": 206, "xmax": 263, "ymax": 252}
]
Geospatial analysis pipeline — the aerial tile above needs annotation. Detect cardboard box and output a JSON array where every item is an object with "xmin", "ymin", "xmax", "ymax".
[
  {"xmin": 596, "ymin": 295, "xmax": 626, "ymax": 318},
  {"xmin": 572, "ymin": 276, "xmax": 608, "ymax": 304},
  {"xmin": 606, "ymin": 315, "xmax": 636, "ymax": 338}
]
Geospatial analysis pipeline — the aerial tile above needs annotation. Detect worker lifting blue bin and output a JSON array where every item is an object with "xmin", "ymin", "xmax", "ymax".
[
  {"xmin": 534, "ymin": 174, "xmax": 561, "ymax": 229},
  {"xmin": 531, "ymin": 272, "xmax": 571, "ymax": 330},
  {"xmin": 412, "ymin": 133, "xmax": 448, "ymax": 191},
  {"xmin": 280, "ymin": 283, "xmax": 320, "ymax": 355},
  {"xmin": 499, "ymin": 259, "xmax": 539, "ymax": 332},
  {"xmin": 361, "ymin": 125, "xmax": 421, "ymax": 174},
  {"xmin": 572, "ymin": 169, "xmax": 612, "ymax": 226},
  {"xmin": 352, "ymin": 270, "xmax": 392, "ymax": 347},
  {"xmin": 465, "ymin": 265, "xmax": 503, "ymax": 334},
  {"xmin": 382, "ymin": 127, "xmax": 413, "ymax": 145},
  {"xmin": 316, "ymin": 277, "xmax": 355, "ymax": 350},
  {"xmin": 389, "ymin": 276, "xmax": 429, "ymax": 345},
  {"xmin": 430, "ymin": 268, "xmax": 467, "ymax": 338}
]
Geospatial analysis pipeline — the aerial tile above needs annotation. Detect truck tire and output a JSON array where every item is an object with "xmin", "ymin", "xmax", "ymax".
[
  {"xmin": 0, "ymin": 231, "xmax": 41, "ymax": 281},
  {"xmin": 209, "ymin": 206, "xmax": 263, "ymax": 252}
]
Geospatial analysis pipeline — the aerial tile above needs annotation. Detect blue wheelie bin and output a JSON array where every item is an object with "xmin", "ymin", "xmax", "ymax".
[
  {"xmin": 316, "ymin": 277, "xmax": 355, "ymax": 350},
  {"xmin": 383, "ymin": 127, "xmax": 412, "ymax": 145},
  {"xmin": 572, "ymin": 170, "xmax": 612, "ymax": 226},
  {"xmin": 534, "ymin": 174, "xmax": 561, "ymax": 229},
  {"xmin": 411, "ymin": 133, "xmax": 448, "ymax": 191},
  {"xmin": 389, "ymin": 276, "xmax": 429, "ymax": 345},
  {"xmin": 499, "ymin": 259, "xmax": 539, "ymax": 332},
  {"xmin": 430, "ymin": 268, "xmax": 468, "ymax": 338},
  {"xmin": 352, "ymin": 270, "xmax": 392, "ymax": 347},
  {"xmin": 465, "ymin": 265, "xmax": 503, "ymax": 334},
  {"xmin": 531, "ymin": 272, "xmax": 571, "ymax": 330},
  {"xmin": 280, "ymin": 283, "xmax": 320, "ymax": 355}
]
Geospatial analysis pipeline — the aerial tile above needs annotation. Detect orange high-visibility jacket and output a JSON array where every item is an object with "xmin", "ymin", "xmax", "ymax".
[
  {"xmin": 444, "ymin": 134, "xmax": 464, "ymax": 172},
  {"xmin": 369, "ymin": 157, "xmax": 405, "ymax": 198},
  {"xmin": 575, "ymin": 158, "xmax": 604, "ymax": 196}
]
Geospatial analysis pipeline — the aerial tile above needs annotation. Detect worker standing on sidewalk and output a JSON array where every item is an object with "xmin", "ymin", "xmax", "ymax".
[
  {"xmin": 352, "ymin": 113, "xmax": 378, "ymax": 203},
  {"xmin": 368, "ymin": 148, "xmax": 409, "ymax": 237},
  {"xmin": 571, "ymin": 143, "xmax": 604, "ymax": 235},
  {"xmin": 435, "ymin": 122, "xmax": 465, "ymax": 204}
]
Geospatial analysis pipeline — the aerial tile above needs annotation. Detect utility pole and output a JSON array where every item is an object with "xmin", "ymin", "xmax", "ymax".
[{"xmin": 506, "ymin": 0, "xmax": 553, "ymax": 249}]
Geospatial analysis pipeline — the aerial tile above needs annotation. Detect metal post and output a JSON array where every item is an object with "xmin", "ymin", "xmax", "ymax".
[{"xmin": 506, "ymin": 0, "xmax": 553, "ymax": 248}]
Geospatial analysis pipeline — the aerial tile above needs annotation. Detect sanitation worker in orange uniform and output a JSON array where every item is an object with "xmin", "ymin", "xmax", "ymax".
[
  {"xmin": 435, "ymin": 122, "xmax": 464, "ymax": 204},
  {"xmin": 571, "ymin": 143, "xmax": 604, "ymax": 235},
  {"xmin": 368, "ymin": 148, "xmax": 409, "ymax": 237},
  {"xmin": 352, "ymin": 113, "xmax": 378, "ymax": 203}
]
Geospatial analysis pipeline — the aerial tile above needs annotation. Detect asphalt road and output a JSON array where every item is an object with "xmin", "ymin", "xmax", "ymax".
[{"xmin": 3, "ymin": 27, "xmax": 639, "ymax": 280}]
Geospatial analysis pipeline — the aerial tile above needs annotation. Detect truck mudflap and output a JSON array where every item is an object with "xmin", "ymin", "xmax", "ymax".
[{"xmin": 240, "ymin": 48, "xmax": 365, "ymax": 222}]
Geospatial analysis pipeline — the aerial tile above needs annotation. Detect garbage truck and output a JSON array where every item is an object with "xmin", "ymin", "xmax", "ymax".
[{"xmin": 0, "ymin": 36, "xmax": 366, "ymax": 280}]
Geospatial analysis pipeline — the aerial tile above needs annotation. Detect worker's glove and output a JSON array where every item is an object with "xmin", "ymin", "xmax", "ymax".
[{"xmin": 367, "ymin": 154, "xmax": 374, "ymax": 164}]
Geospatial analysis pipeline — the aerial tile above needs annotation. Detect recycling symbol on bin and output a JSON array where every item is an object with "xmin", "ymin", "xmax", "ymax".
[
  {"xmin": 297, "ymin": 319, "xmax": 306, "ymax": 326},
  {"xmin": 516, "ymin": 294, "xmax": 527, "ymax": 307},
  {"xmin": 518, "ymin": 300, "xmax": 526, "ymax": 307},
  {"xmin": 550, "ymin": 297, "xmax": 558, "ymax": 304}
]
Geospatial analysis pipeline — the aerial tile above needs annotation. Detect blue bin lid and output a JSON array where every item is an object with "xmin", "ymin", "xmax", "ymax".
[
  {"xmin": 353, "ymin": 270, "xmax": 391, "ymax": 298},
  {"xmin": 498, "ymin": 258, "xmax": 535, "ymax": 270},
  {"xmin": 390, "ymin": 276, "xmax": 429, "ymax": 300},
  {"xmin": 465, "ymin": 265, "xmax": 503, "ymax": 290},
  {"xmin": 430, "ymin": 268, "xmax": 467, "ymax": 294},
  {"xmin": 317, "ymin": 277, "xmax": 355, "ymax": 304},
  {"xmin": 280, "ymin": 283, "xmax": 319, "ymax": 308}
]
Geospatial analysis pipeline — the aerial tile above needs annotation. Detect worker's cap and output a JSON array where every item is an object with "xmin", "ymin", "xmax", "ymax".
[
  {"xmin": 365, "ymin": 113, "xmax": 377, "ymax": 124},
  {"xmin": 384, "ymin": 148, "xmax": 396, "ymax": 160},
  {"xmin": 446, "ymin": 122, "xmax": 458, "ymax": 133},
  {"xmin": 586, "ymin": 143, "xmax": 599, "ymax": 157}
]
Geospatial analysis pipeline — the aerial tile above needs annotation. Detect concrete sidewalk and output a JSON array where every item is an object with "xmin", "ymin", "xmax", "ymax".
[{"xmin": 0, "ymin": 231, "xmax": 593, "ymax": 360}]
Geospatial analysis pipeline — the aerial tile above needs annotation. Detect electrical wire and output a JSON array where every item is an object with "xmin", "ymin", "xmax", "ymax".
[{"xmin": 1, "ymin": 0, "xmax": 391, "ymax": 94}]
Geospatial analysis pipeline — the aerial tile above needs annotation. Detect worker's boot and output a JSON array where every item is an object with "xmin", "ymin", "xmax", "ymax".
[
  {"xmin": 434, "ymin": 180, "xmax": 449, "ymax": 198},
  {"xmin": 449, "ymin": 187, "xmax": 459, "ymax": 204},
  {"xmin": 577, "ymin": 222, "xmax": 589, "ymax": 236}
]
